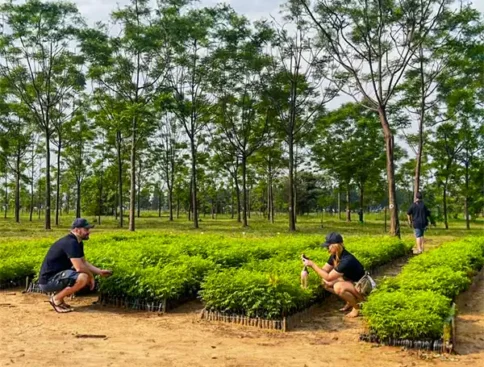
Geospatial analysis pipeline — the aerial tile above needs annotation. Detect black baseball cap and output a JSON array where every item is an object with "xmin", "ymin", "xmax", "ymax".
[
  {"xmin": 322, "ymin": 232, "xmax": 343, "ymax": 248},
  {"xmin": 71, "ymin": 218, "xmax": 94, "ymax": 229}
]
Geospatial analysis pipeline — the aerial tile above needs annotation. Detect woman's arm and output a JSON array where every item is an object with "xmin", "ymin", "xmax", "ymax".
[{"xmin": 304, "ymin": 260, "xmax": 340, "ymax": 281}]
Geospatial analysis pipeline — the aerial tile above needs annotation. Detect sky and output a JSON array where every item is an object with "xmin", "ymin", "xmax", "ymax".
[
  {"xmin": 75, "ymin": 1, "xmax": 285, "ymax": 25},
  {"xmin": 75, "ymin": 0, "xmax": 484, "ymax": 26}
]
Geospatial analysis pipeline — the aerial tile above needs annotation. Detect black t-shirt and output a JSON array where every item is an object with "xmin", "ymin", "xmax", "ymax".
[
  {"xmin": 38, "ymin": 234, "xmax": 84, "ymax": 284},
  {"xmin": 407, "ymin": 201, "xmax": 431, "ymax": 229},
  {"xmin": 327, "ymin": 249, "xmax": 365, "ymax": 282}
]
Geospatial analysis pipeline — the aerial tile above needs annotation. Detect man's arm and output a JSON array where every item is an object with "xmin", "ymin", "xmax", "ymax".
[
  {"xmin": 407, "ymin": 204, "xmax": 414, "ymax": 226},
  {"xmin": 84, "ymin": 259, "xmax": 112, "ymax": 277},
  {"xmin": 83, "ymin": 259, "xmax": 102, "ymax": 275},
  {"xmin": 70, "ymin": 258, "xmax": 95, "ymax": 277}
]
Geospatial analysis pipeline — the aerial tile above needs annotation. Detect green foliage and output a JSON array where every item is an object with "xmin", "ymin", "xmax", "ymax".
[
  {"xmin": 363, "ymin": 290, "xmax": 451, "ymax": 340},
  {"xmin": 201, "ymin": 268, "xmax": 316, "ymax": 319},
  {"xmin": 363, "ymin": 236, "xmax": 484, "ymax": 340}
]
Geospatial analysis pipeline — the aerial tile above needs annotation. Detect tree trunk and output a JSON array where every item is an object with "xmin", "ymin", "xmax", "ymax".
[
  {"xmin": 465, "ymin": 160, "xmax": 470, "ymax": 230},
  {"xmin": 443, "ymin": 183, "xmax": 448, "ymax": 229},
  {"xmin": 346, "ymin": 186, "xmax": 351, "ymax": 222},
  {"xmin": 116, "ymin": 130, "xmax": 124, "ymax": 228},
  {"xmin": 231, "ymin": 183, "xmax": 235, "ymax": 219},
  {"xmin": 294, "ymin": 146, "xmax": 298, "ymax": 222},
  {"xmin": 337, "ymin": 189, "xmax": 342, "ymax": 220},
  {"xmin": 45, "ymin": 130, "xmax": 52, "ymax": 230},
  {"xmin": 188, "ymin": 177, "xmax": 192, "ymax": 221},
  {"xmin": 241, "ymin": 156, "xmax": 248, "ymax": 227},
  {"xmin": 4, "ymin": 173, "xmax": 8, "ymax": 219},
  {"xmin": 234, "ymin": 174, "xmax": 241, "ymax": 223},
  {"xmin": 270, "ymin": 180, "xmax": 275, "ymax": 223},
  {"xmin": 248, "ymin": 188, "xmax": 251, "ymax": 219},
  {"xmin": 211, "ymin": 199, "xmax": 215, "ymax": 219},
  {"xmin": 267, "ymin": 167, "xmax": 274, "ymax": 223},
  {"xmin": 168, "ymin": 187, "xmax": 173, "ymax": 221},
  {"xmin": 38, "ymin": 180, "xmax": 42, "ymax": 219},
  {"xmin": 129, "ymin": 115, "xmax": 137, "ymax": 231},
  {"xmin": 15, "ymin": 151, "xmax": 20, "ymax": 223},
  {"xmin": 359, "ymin": 184, "xmax": 364, "ymax": 223},
  {"xmin": 190, "ymin": 138, "xmax": 199, "ymax": 228},
  {"xmin": 30, "ymin": 150, "xmax": 34, "ymax": 222},
  {"xmin": 413, "ymin": 46, "xmax": 425, "ymax": 198},
  {"xmin": 378, "ymin": 108, "xmax": 400, "ymax": 237},
  {"xmin": 176, "ymin": 197, "xmax": 180, "ymax": 219},
  {"xmin": 55, "ymin": 140, "xmax": 61, "ymax": 226},
  {"xmin": 76, "ymin": 179, "xmax": 81, "ymax": 218},
  {"xmin": 288, "ymin": 136, "xmax": 296, "ymax": 231},
  {"xmin": 137, "ymin": 158, "xmax": 141, "ymax": 218},
  {"xmin": 98, "ymin": 172, "xmax": 103, "ymax": 225}
]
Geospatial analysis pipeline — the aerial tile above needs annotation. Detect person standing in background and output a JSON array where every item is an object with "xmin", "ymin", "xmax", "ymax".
[{"xmin": 407, "ymin": 192, "xmax": 435, "ymax": 254}]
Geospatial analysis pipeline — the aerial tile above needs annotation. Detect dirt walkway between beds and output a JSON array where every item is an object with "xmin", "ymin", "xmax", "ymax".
[{"xmin": 2, "ymin": 258, "xmax": 482, "ymax": 367}]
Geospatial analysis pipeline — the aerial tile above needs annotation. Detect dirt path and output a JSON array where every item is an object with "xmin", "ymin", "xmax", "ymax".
[
  {"xmin": 454, "ymin": 269, "xmax": 484, "ymax": 357},
  {"xmin": 1, "ymin": 263, "xmax": 482, "ymax": 367},
  {"xmin": 0, "ymin": 290, "xmax": 469, "ymax": 367}
]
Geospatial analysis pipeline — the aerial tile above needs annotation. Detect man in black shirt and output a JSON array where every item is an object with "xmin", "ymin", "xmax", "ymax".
[
  {"xmin": 407, "ymin": 192, "xmax": 434, "ymax": 254},
  {"xmin": 38, "ymin": 218, "xmax": 112, "ymax": 313},
  {"xmin": 303, "ymin": 232, "xmax": 367, "ymax": 318}
]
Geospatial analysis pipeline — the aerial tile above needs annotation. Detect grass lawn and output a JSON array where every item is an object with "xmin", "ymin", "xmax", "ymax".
[{"xmin": 0, "ymin": 210, "xmax": 481, "ymax": 247}]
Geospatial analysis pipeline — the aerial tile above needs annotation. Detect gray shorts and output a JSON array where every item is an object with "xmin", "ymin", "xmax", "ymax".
[{"xmin": 39, "ymin": 270, "xmax": 80, "ymax": 293}]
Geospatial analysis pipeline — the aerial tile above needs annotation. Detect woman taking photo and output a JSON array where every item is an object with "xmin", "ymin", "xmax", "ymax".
[{"xmin": 302, "ymin": 232, "xmax": 371, "ymax": 318}]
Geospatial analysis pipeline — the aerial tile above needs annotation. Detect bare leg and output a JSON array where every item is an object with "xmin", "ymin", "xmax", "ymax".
[
  {"xmin": 334, "ymin": 281, "xmax": 361, "ymax": 318},
  {"xmin": 322, "ymin": 278, "xmax": 352, "ymax": 311},
  {"xmin": 53, "ymin": 273, "xmax": 89, "ymax": 305},
  {"xmin": 418, "ymin": 236, "xmax": 424, "ymax": 253}
]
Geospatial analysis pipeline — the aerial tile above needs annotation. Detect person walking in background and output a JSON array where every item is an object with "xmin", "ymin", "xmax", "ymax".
[{"xmin": 407, "ymin": 192, "xmax": 435, "ymax": 254}]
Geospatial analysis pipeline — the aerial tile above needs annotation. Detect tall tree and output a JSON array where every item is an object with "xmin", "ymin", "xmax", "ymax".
[
  {"xmin": 0, "ymin": 0, "xmax": 86, "ymax": 229},
  {"xmin": 165, "ymin": 2, "xmax": 219, "ymax": 228},
  {"xmin": 81, "ymin": 0, "xmax": 170, "ymax": 231},
  {"xmin": 210, "ymin": 11, "xmax": 274, "ymax": 227},
  {"xmin": 429, "ymin": 123, "xmax": 463, "ymax": 229},
  {"xmin": 63, "ymin": 102, "xmax": 95, "ymax": 218},
  {"xmin": 300, "ymin": 0, "xmax": 449, "ymax": 236},
  {"xmin": 312, "ymin": 103, "xmax": 386, "ymax": 222},
  {"xmin": 268, "ymin": 1, "xmax": 340, "ymax": 231},
  {"xmin": 151, "ymin": 111, "xmax": 186, "ymax": 221}
]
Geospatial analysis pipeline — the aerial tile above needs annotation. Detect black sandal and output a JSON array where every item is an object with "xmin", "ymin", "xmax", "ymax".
[{"xmin": 49, "ymin": 297, "xmax": 74, "ymax": 313}]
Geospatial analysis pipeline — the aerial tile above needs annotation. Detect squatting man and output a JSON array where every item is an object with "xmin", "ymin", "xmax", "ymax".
[{"xmin": 38, "ymin": 218, "xmax": 112, "ymax": 313}]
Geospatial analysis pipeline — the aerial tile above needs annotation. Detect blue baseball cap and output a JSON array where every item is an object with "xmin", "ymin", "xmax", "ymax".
[
  {"xmin": 71, "ymin": 218, "xmax": 94, "ymax": 229},
  {"xmin": 322, "ymin": 232, "xmax": 343, "ymax": 248}
]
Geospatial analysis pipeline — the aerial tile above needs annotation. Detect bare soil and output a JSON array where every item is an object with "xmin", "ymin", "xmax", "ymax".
[{"xmin": 0, "ymin": 272, "xmax": 482, "ymax": 367}]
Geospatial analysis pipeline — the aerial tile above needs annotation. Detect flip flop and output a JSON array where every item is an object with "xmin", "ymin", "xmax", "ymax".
[
  {"xmin": 49, "ymin": 297, "xmax": 74, "ymax": 313},
  {"xmin": 339, "ymin": 304, "xmax": 352, "ymax": 312}
]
